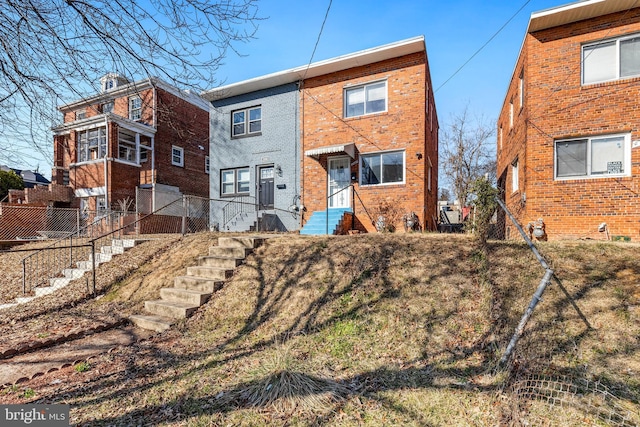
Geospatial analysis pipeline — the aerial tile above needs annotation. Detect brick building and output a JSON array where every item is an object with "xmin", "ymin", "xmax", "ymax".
[
  {"xmin": 498, "ymin": 0, "xmax": 640, "ymax": 241},
  {"xmin": 51, "ymin": 74, "xmax": 210, "ymax": 213},
  {"xmin": 301, "ymin": 36, "xmax": 439, "ymax": 233}
]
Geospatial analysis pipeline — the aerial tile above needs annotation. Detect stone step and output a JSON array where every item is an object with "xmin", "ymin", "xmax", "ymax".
[
  {"xmin": 145, "ymin": 300, "xmax": 200, "ymax": 319},
  {"xmin": 198, "ymin": 256, "xmax": 244, "ymax": 269},
  {"xmin": 77, "ymin": 260, "xmax": 98, "ymax": 270},
  {"xmin": 63, "ymin": 268, "xmax": 87, "ymax": 279},
  {"xmin": 174, "ymin": 276, "xmax": 223, "ymax": 293},
  {"xmin": 101, "ymin": 245, "xmax": 125, "ymax": 255},
  {"xmin": 160, "ymin": 287, "xmax": 211, "ymax": 306},
  {"xmin": 112, "ymin": 239, "xmax": 136, "ymax": 248},
  {"xmin": 49, "ymin": 277, "xmax": 72, "ymax": 288},
  {"xmin": 186, "ymin": 266, "xmax": 233, "ymax": 280},
  {"xmin": 129, "ymin": 314, "xmax": 173, "ymax": 333},
  {"xmin": 89, "ymin": 252, "xmax": 112, "ymax": 263},
  {"xmin": 218, "ymin": 236, "xmax": 264, "ymax": 249},
  {"xmin": 208, "ymin": 246, "xmax": 252, "ymax": 258}
]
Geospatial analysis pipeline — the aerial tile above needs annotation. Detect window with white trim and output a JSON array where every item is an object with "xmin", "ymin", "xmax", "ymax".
[
  {"xmin": 78, "ymin": 127, "xmax": 107, "ymax": 162},
  {"xmin": 118, "ymin": 130, "xmax": 137, "ymax": 163},
  {"xmin": 232, "ymin": 106, "xmax": 261, "ymax": 137},
  {"xmin": 583, "ymin": 34, "xmax": 640, "ymax": 85},
  {"xmin": 360, "ymin": 150, "xmax": 404, "ymax": 186},
  {"xmin": 76, "ymin": 109, "xmax": 86, "ymax": 120},
  {"xmin": 345, "ymin": 80, "xmax": 387, "ymax": 118},
  {"xmin": 509, "ymin": 100, "xmax": 514, "ymax": 128},
  {"xmin": 519, "ymin": 70, "xmax": 524, "ymax": 110},
  {"xmin": 205, "ymin": 156, "xmax": 210, "ymax": 174},
  {"xmin": 101, "ymin": 102, "xmax": 114, "ymax": 114},
  {"xmin": 129, "ymin": 96, "xmax": 142, "ymax": 121},
  {"xmin": 221, "ymin": 167, "xmax": 250, "ymax": 196},
  {"xmin": 172, "ymin": 145, "xmax": 184, "ymax": 167},
  {"xmin": 511, "ymin": 158, "xmax": 519, "ymax": 193},
  {"xmin": 555, "ymin": 134, "xmax": 630, "ymax": 179}
]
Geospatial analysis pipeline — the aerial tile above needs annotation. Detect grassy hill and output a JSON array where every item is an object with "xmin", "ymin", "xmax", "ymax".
[{"xmin": 1, "ymin": 232, "xmax": 639, "ymax": 426}]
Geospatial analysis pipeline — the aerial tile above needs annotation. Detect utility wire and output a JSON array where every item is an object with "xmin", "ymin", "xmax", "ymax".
[
  {"xmin": 301, "ymin": 0, "xmax": 333, "ymax": 81},
  {"xmin": 435, "ymin": 0, "xmax": 531, "ymax": 93}
]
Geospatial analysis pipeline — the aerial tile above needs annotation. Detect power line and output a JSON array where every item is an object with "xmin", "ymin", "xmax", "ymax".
[
  {"xmin": 301, "ymin": 0, "xmax": 333, "ymax": 81},
  {"xmin": 435, "ymin": 0, "xmax": 531, "ymax": 93}
]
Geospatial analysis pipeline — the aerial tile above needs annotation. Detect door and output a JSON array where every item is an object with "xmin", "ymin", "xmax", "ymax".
[
  {"xmin": 258, "ymin": 165, "xmax": 274, "ymax": 210},
  {"xmin": 328, "ymin": 157, "xmax": 351, "ymax": 208}
]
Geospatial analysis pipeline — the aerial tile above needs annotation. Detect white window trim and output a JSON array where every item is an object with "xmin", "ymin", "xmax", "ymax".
[
  {"xmin": 554, "ymin": 133, "xmax": 631, "ymax": 181},
  {"xmin": 511, "ymin": 158, "xmax": 519, "ymax": 193},
  {"xmin": 359, "ymin": 149, "xmax": 406, "ymax": 187},
  {"xmin": 344, "ymin": 79, "xmax": 388, "ymax": 118},
  {"xmin": 171, "ymin": 145, "xmax": 184, "ymax": 167},
  {"xmin": 221, "ymin": 167, "xmax": 250, "ymax": 196},
  {"xmin": 582, "ymin": 33, "xmax": 640, "ymax": 85},
  {"xmin": 129, "ymin": 96, "xmax": 142, "ymax": 121},
  {"xmin": 519, "ymin": 71, "xmax": 524, "ymax": 110}
]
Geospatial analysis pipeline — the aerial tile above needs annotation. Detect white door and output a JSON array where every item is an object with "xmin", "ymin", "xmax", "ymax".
[{"xmin": 328, "ymin": 157, "xmax": 351, "ymax": 208}]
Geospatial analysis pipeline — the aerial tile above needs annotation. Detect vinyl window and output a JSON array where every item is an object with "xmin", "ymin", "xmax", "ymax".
[
  {"xmin": 129, "ymin": 96, "xmax": 142, "ymax": 121},
  {"xmin": 360, "ymin": 150, "xmax": 404, "ymax": 186},
  {"xmin": 172, "ymin": 145, "xmax": 184, "ymax": 167},
  {"xmin": 555, "ymin": 134, "xmax": 630, "ymax": 179},
  {"xmin": 221, "ymin": 167, "xmax": 250, "ymax": 196},
  {"xmin": 232, "ymin": 106, "xmax": 261, "ymax": 137},
  {"xmin": 583, "ymin": 34, "xmax": 640, "ymax": 85},
  {"xmin": 78, "ymin": 127, "xmax": 107, "ymax": 162},
  {"xmin": 345, "ymin": 80, "xmax": 387, "ymax": 118}
]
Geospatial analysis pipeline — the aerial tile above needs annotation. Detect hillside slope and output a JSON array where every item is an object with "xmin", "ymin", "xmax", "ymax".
[{"xmin": 1, "ymin": 233, "xmax": 638, "ymax": 426}]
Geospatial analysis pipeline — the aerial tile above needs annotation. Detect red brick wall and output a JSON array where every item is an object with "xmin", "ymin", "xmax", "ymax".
[
  {"xmin": 301, "ymin": 52, "xmax": 438, "ymax": 233},
  {"xmin": 153, "ymin": 88, "xmax": 209, "ymax": 198},
  {"xmin": 498, "ymin": 9, "xmax": 640, "ymax": 241}
]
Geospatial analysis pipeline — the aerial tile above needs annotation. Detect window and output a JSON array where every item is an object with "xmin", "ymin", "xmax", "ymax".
[
  {"xmin": 96, "ymin": 196, "xmax": 107, "ymax": 214},
  {"xmin": 205, "ymin": 156, "xmax": 210, "ymax": 174},
  {"xmin": 221, "ymin": 167, "xmax": 250, "ymax": 196},
  {"xmin": 101, "ymin": 102, "xmax": 114, "ymax": 114},
  {"xmin": 171, "ymin": 146, "xmax": 184, "ymax": 167},
  {"xmin": 76, "ymin": 109, "xmax": 86, "ymax": 120},
  {"xmin": 499, "ymin": 125, "xmax": 503, "ymax": 149},
  {"xmin": 77, "ymin": 127, "xmax": 107, "ymax": 162},
  {"xmin": 427, "ymin": 157, "xmax": 433, "ymax": 192},
  {"xmin": 509, "ymin": 100, "xmax": 514, "ymax": 128},
  {"xmin": 231, "ymin": 106, "xmax": 261, "ymax": 137},
  {"xmin": 511, "ymin": 158, "xmax": 519, "ymax": 192},
  {"xmin": 345, "ymin": 80, "xmax": 387, "ymax": 118},
  {"xmin": 129, "ymin": 96, "xmax": 142, "ymax": 121},
  {"xmin": 583, "ymin": 34, "xmax": 640, "ymax": 85},
  {"xmin": 140, "ymin": 147, "xmax": 149, "ymax": 163},
  {"xmin": 555, "ymin": 134, "xmax": 629, "ymax": 179},
  {"xmin": 360, "ymin": 150, "xmax": 404, "ymax": 186},
  {"xmin": 519, "ymin": 70, "xmax": 524, "ymax": 110},
  {"xmin": 118, "ymin": 131, "xmax": 137, "ymax": 163}
]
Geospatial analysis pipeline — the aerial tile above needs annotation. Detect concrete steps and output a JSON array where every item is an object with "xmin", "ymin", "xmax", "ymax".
[
  {"xmin": 26, "ymin": 239, "xmax": 142, "ymax": 304},
  {"xmin": 130, "ymin": 235, "xmax": 267, "ymax": 333}
]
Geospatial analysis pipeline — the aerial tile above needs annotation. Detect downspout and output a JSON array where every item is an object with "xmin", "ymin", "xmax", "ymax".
[
  {"xmin": 299, "ymin": 80, "xmax": 305, "ymax": 227},
  {"xmin": 152, "ymin": 84, "xmax": 157, "ymax": 211}
]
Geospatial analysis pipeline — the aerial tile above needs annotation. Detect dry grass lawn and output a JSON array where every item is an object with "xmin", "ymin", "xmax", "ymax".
[{"xmin": 0, "ymin": 232, "xmax": 638, "ymax": 426}]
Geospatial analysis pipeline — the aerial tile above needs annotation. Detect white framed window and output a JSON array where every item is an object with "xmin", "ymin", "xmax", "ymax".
[
  {"xmin": 427, "ymin": 157, "xmax": 433, "ymax": 192},
  {"xmin": 499, "ymin": 125, "xmax": 503, "ymax": 150},
  {"xmin": 77, "ymin": 127, "xmax": 107, "ymax": 162},
  {"xmin": 360, "ymin": 150, "xmax": 405, "ymax": 186},
  {"xmin": 129, "ymin": 96, "xmax": 142, "ymax": 121},
  {"xmin": 509, "ymin": 100, "xmax": 514, "ymax": 128},
  {"xmin": 96, "ymin": 195, "xmax": 107, "ymax": 214},
  {"xmin": 519, "ymin": 70, "xmax": 524, "ymax": 110},
  {"xmin": 583, "ymin": 34, "xmax": 640, "ymax": 85},
  {"xmin": 555, "ymin": 134, "xmax": 630, "ymax": 180},
  {"xmin": 205, "ymin": 156, "xmax": 210, "ymax": 174},
  {"xmin": 221, "ymin": 167, "xmax": 250, "ymax": 196},
  {"xmin": 75, "ymin": 109, "xmax": 86, "ymax": 120},
  {"xmin": 118, "ymin": 130, "xmax": 137, "ymax": 163},
  {"xmin": 511, "ymin": 158, "xmax": 519, "ymax": 193},
  {"xmin": 172, "ymin": 145, "xmax": 184, "ymax": 167},
  {"xmin": 231, "ymin": 106, "xmax": 261, "ymax": 137},
  {"xmin": 345, "ymin": 80, "xmax": 387, "ymax": 118}
]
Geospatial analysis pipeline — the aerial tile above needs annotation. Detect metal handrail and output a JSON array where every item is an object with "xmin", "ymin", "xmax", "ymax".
[
  {"xmin": 323, "ymin": 185, "xmax": 374, "ymax": 235},
  {"xmin": 222, "ymin": 195, "xmax": 256, "ymax": 229}
]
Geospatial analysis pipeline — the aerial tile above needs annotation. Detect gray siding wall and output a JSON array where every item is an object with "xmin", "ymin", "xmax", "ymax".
[{"xmin": 209, "ymin": 83, "xmax": 301, "ymax": 231}]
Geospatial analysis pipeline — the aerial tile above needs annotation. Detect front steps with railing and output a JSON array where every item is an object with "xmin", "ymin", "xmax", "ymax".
[
  {"xmin": 300, "ymin": 208, "xmax": 351, "ymax": 235},
  {"xmin": 129, "ymin": 236, "xmax": 265, "ymax": 333},
  {"xmin": 1, "ymin": 239, "xmax": 140, "ymax": 309}
]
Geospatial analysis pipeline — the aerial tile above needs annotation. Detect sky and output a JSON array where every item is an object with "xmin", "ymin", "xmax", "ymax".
[{"xmin": 14, "ymin": 0, "xmax": 567, "ymax": 178}]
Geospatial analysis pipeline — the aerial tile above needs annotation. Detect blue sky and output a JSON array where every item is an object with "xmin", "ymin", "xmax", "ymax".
[{"xmin": 18, "ymin": 0, "xmax": 568, "ymax": 178}]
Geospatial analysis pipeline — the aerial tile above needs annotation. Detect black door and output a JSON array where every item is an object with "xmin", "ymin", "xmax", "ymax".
[{"xmin": 258, "ymin": 165, "xmax": 274, "ymax": 210}]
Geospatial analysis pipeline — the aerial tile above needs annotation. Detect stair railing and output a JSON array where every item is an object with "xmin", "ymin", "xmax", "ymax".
[
  {"xmin": 323, "ymin": 185, "xmax": 374, "ymax": 235},
  {"xmin": 222, "ymin": 195, "xmax": 256, "ymax": 230}
]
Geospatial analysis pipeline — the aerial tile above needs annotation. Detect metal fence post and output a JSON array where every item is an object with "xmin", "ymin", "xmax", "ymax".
[
  {"xmin": 181, "ymin": 196, "xmax": 187, "ymax": 235},
  {"xmin": 91, "ymin": 240, "xmax": 96, "ymax": 296}
]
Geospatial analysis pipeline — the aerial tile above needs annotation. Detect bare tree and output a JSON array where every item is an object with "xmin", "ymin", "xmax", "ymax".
[
  {"xmin": 0, "ymin": 0, "xmax": 259, "ymax": 166},
  {"xmin": 439, "ymin": 106, "xmax": 496, "ymax": 206}
]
